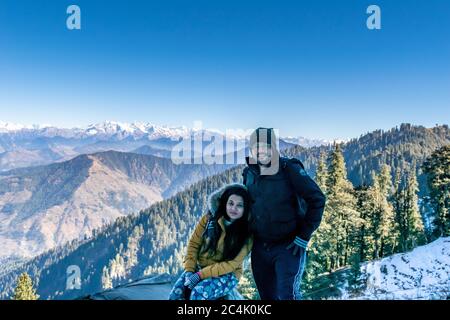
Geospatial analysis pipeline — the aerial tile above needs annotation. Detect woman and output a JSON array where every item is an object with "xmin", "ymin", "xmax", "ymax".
[{"xmin": 169, "ymin": 183, "xmax": 253, "ymax": 300}]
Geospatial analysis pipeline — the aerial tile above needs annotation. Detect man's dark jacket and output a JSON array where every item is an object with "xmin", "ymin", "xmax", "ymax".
[{"xmin": 243, "ymin": 156, "xmax": 326, "ymax": 243}]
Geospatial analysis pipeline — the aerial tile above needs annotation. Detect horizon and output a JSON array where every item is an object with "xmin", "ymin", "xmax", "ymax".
[{"xmin": 0, "ymin": 119, "xmax": 448, "ymax": 142}]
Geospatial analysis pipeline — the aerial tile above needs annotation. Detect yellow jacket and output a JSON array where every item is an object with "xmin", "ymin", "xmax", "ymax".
[{"xmin": 184, "ymin": 214, "xmax": 253, "ymax": 280}]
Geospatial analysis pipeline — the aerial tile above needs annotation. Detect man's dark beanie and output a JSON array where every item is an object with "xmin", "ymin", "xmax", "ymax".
[{"xmin": 249, "ymin": 127, "xmax": 277, "ymax": 147}]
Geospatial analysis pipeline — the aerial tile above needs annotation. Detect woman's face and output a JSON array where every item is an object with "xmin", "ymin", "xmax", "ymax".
[{"xmin": 225, "ymin": 194, "xmax": 245, "ymax": 221}]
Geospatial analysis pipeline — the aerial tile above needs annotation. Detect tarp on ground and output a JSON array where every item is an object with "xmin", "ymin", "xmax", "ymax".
[{"xmin": 78, "ymin": 274, "xmax": 244, "ymax": 300}]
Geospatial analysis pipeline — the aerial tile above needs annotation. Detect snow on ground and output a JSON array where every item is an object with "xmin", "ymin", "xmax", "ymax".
[{"xmin": 355, "ymin": 237, "xmax": 450, "ymax": 299}]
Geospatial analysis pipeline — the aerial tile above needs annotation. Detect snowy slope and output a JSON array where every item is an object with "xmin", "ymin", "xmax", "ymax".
[
  {"xmin": 306, "ymin": 237, "xmax": 450, "ymax": 300},
  {"xmin": 344, "ymin": 237, "xmax": 450, "ymax": 300}
]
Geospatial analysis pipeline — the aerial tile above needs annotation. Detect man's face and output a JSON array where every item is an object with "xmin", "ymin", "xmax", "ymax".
[{"xmin": 251, "ymin": 142, "xmax": 272, "ymax": 166}]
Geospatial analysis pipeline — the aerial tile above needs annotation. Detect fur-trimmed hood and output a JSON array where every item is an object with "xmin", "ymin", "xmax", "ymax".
[{"xmin": 207, "ymin": 183, "xmax": 248, "ymax": 217}]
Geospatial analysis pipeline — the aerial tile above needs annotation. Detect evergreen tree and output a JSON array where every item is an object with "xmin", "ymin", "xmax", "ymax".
[
  {"xmin": 404, "ymin": 164, "xmax": 426, "ymax": 248},
  {"xmin": 12, "ymin": 273, "xmax": 39, "ymax": 300},
  {"xmin": 323, "ymin": 144, "xmax": 361, "ymax": 270},
  {"xmin": 369, "ymin": 165, "xmax": 397, "ymax": 259},
  {"xmin": 348, "ymin": 252, "xmax": 363, "ymax": 292},
  {"xmin": 315, "ymin": 151, "xmax": 328, "ymax": 193},
  {"xmin": 422, "ymin": 145, "xmax": 450, "ymax": 237},
  {"xmin": 101, "ymin": 266, "xmax": 113, "ymax": 290},
  {"xmin": 304, "ymin": 150, "xmax": 332, "ymax": 279},
  {"xmin": 354, "ymin": 185, "xmax": 373, "ymax": 261},
  {"xmin": 393, "ymin": 167, "xmax": 406, "ymax": 251}
]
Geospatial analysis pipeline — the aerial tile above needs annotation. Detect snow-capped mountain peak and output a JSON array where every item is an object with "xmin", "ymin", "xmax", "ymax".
[
  {"xmin": 0, "ymin": 120, "xmax": 333, "ymax": 146},
  {"xmin": 80, "ymin": 121, "xmax": 192, "ymax": 140},
  {"xmin": 0, "ymin": 122, "xmax": 53, "ymax": 132}
]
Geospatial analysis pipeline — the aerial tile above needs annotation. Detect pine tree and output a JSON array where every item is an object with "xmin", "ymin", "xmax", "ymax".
[
  {"xmin": 315, "ymin": 151, "xmax": 328, "ymax": 193},
  {"xmin": 378, "ymin": 165, "xmax": 397, "ymax": 256},
  {"xmin": 323, "ymin": 144, "xmax": 361, "ymax": 270},
  {"xmin": 12, "ymin": 273, "xmax": 39, "ymax": 300},
  {"xmin": 393, "ymin": 166, "xmax": 406, "ymax": 252},
  {"xmin": 422, "ymin": 145, "xmax": 450, "ymax": 238},
  {"xmin": 304, "ymin": 150, "xmax": 332, "ymax": 278},
  {"xmin": 101, "ymin": 266, "xmax": 113, "ymax": 290},
  {"xmin": 348, "ymin": 252, "xmax": 363, "ymax": 292},
  {"xmin": 354, "ymin": 185, "xmax": 372, "ymax": 261},
  {"xmin": 369, "ymin": 165, "xmax": 397, "ymax": 259},
  {"xmin": 404, "ymin": 164, "xmax": 426, "ymax": 248}
]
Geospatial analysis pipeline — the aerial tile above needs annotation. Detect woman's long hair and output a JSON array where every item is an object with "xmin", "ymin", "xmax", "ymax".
[{"xmin": 201, "ymin": 186, "xmax": 251, "ymax": 260}]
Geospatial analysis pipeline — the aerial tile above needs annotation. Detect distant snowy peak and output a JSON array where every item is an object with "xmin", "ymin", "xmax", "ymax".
[
  {"xmin": 0, "ymin": 120, "xmax": 330, "ymax": 146},
  {"xmin": 283, "ymin": 136, "xmax": 349, "ymax": 147},
  {"xmin": 1, "ymin": 121, "xmax": 191, "ymax": 140},
  {"xmin": 0, "ymin": 122, "xmax": 52, "ymax": 132},
  {"xmin": 83, "ymin": 121, "xmax": 203, "ymax": 140},
  {"xmin": 84, "ymin": 121, "xmax": 147, "ymax": 136}
]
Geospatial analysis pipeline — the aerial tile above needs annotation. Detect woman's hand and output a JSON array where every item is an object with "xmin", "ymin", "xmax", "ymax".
[
  {"xmin": 183, "ymin": 271, "xmax": 194, "ymax": 285},
  {"xmin": 184, "ymin": 272, "xmax": 202, "ymax": 289}
]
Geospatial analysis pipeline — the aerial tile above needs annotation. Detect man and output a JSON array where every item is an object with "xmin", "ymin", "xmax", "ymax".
[{"xmin": 243, "ymin": 127, "xmax": 326, "ymax": 300}]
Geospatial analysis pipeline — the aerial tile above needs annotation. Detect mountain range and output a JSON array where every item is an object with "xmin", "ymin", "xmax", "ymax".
[{"xmin": 0, "ymin": 121, "xmax": 330, "ymax": 172}]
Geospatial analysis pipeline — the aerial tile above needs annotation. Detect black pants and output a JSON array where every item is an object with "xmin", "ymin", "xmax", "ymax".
[{"xmin": 251, "ymin": 239, "xmax": 307, "ymax": 300}]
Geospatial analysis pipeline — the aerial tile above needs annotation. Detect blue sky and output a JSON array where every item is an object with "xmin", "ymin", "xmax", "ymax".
[{"xmin": 0, "ymin": 0, "xmax": 449, "ymax": 140}]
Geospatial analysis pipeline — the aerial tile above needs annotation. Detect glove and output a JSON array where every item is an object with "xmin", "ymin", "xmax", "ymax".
[
  {"xmin": 286, "ymin": 236, "xmax": 308, "ymax": 256},
  {"xmin": 184, "ymin": 272, "xmax": 202, "ymax": 290},
  {"xmin": 184, "ymin": 271, "xmax": 193, "ymax": 282}
]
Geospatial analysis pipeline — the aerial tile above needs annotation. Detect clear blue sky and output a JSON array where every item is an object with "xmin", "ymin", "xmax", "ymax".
[{"xmin": 0, "ymin": 0, "xmax": 449, "ymax": 140}]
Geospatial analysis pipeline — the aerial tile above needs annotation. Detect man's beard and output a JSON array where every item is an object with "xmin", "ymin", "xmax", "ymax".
[{"xmin": 257, "ymin": 158, "xmax": 272, "ymax": 167}]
